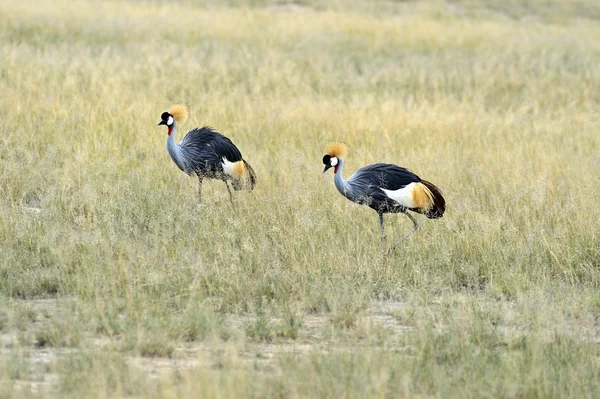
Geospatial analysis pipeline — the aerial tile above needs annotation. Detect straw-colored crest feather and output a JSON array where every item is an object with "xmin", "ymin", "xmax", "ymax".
[
  {"xmin": 325, "ymin": 142, "xmax": 348, "ymax": 158},
  {"xmin": 169, "ymin": 104, "xmax": 189, "ymax": 125}
]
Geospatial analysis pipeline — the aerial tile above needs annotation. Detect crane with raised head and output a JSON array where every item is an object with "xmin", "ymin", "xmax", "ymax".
[
  {"xmin": 322, "ymin": 142, "xmax": 445, "ymax": 255},
  {"xmin": 157, "ymin": 104, "xmax": 256, "ymax": 205}
]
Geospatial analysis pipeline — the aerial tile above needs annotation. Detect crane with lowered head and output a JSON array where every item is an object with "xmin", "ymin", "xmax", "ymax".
[{"xmin": 322, "ymin": 142, "xmax": 445, "ymax": 255}]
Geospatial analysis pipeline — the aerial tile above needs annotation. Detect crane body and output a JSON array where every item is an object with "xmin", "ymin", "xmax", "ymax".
[
  {"xmin": 158, "ymin": 105, "xmax": 256, "ymax": 204},
  {"xmin": 322, "ymin": 142, "xmax": 445, "ymax": 255}
]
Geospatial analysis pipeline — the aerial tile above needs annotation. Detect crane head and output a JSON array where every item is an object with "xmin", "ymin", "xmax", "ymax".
[
  {"xmin": 157, "ymin": 112, "xmax": 174, "ymax": 127},
  {"xmin": 322, "ymin": 154, "xmax": 339, "ymax": 174},
  {"xmin": 157, "ymin": 104, "xmax": 189, "ymax": 134},
  {"xmin": 322, "ymin": 142, "xmax": 347, "ymax": 173}
]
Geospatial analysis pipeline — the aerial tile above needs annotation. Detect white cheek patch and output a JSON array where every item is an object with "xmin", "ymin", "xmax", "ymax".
[
  {"xmin": 167, "ymin": 116, "xmax": 174, "ymax": 126},
  {"xmin": 330, "ymin": 157, "xmax": 338, "ymax": 166}
]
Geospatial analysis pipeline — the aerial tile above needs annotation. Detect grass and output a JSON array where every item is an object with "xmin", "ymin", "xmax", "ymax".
[{"xmin": 1, "ymin": 0, "xmax": 600, "ymax": 397}]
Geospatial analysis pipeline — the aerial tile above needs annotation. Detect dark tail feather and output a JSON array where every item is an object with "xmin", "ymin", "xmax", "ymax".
[
  {"xmin": 243, "ymin": 160, "xmax": 256, "ymax": 190},
  {"xmin": 232, "ymin": 159, "xmax": 256, "ymax": 191},
  {"xmin": 422, "ymin": 180, "xmax": 445, "ymax": 219}
]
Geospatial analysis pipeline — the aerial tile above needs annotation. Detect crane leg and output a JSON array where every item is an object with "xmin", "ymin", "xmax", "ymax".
[
  {"xmin": 379, "ymin": 212, "xmax": 386, "ymax": 257},
  {"xmin": 197, "ymin": 175, "xmax": 203, "ymax": 205},
  {"xmin": 224, "ymin": 180, "xmax": 235, "ymax": 208},
  {"xmin": 389, "ymin": 212, "xmax": 419, "ymax": 254}
]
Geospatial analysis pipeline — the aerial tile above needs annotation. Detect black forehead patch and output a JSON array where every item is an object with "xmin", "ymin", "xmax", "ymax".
[
  {"xmin": 161, "ymin": 112, "xmax": 170, "ymax": 121},
  {"xmin": 322, "ymin": 154, "xmax": 331, "ymax": 165}
]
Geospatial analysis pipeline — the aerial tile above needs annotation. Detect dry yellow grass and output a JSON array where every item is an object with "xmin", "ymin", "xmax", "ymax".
[{"xmin": 1, "ymin": 0, "xmax": 600, "ymax": 397}]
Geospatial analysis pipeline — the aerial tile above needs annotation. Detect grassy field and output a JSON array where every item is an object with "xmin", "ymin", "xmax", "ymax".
[{"xmin": 1, "ymin": 0, "xmax": 600, "ymax": 397}]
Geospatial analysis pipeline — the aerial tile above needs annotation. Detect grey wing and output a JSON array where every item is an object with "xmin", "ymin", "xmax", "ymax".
[
  {"xmin": 347, "ymin": 163, "xmax": 421, "ymax": 210},
  {"xmin": 178, "ymin": 127, "xmax": 243, "ymax": 175}
]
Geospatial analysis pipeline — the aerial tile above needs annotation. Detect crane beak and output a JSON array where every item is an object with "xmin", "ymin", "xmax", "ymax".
[
  {"xmin": 323, "ymin": 165, "xmax": 332, "ymax": 173},
  {"xmin": 157, "ymin": 120, "xmax": 167, "ymax": 126}
]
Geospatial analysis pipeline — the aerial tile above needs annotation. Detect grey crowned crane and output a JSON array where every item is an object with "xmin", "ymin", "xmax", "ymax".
[
  {"xmin": 157, "ymin": 104, "xmax": 256, "ymax": 205},
  {"xmin": 322, "ymin": 142, "xmax": 445, "ymax": 255}
]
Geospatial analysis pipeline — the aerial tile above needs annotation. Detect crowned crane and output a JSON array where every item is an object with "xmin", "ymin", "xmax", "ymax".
[
  {"xmin": 157, "ymin": 104, "xmax": 256, "ymax": 205},
  {"xmin": 322, "ymin": 142, "xmax": 445, "ymax": 255}
]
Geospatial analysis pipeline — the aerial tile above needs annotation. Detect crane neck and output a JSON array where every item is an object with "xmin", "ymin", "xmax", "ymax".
[
  {"xmin": 167, "ymin": 121, "xmax": 177, "ymax": 139},
  {"xmin": 166, "ymin": 122, "xmax": 186, "ymax": 171},
  {"xmin": 333, "ymin": 158, "xmax": 352, "ymax": 197}
]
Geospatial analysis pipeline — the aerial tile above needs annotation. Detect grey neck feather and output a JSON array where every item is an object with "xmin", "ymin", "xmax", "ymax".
[
  {"xmin": 166, "ymin": 123, "xmax": 186, "ymax": 171},
  {"xmin": 333, "ymin": 158, "xmax": 353, "ymax": 199}
]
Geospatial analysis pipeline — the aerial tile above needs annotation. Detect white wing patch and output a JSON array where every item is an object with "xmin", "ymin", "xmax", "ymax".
[
  {"xmin": 221, "ymin": 157, "xmax": 244, "ymax": 179},
  {"xmin": 380, "ymin": 183, "xmax": 417, "ymax": 208},
  {"xmin": 221, "ymin": 157, "xmax": 235, "ymax": 176}
]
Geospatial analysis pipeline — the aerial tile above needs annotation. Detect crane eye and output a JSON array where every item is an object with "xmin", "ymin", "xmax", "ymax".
[
  {"xmin": 322, "ymin": 155, "xmax": 331, "ymax": 165},
  {"xmin": 161, "ymin": 112, "xmax": 170, "ymax": 120}
]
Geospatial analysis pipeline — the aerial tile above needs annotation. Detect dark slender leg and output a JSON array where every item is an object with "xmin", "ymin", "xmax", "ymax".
[
  {"xmin": 389, "ymin": 212, "xmax": 419, "ymax": 254},
  {"xmin": 224, "ymin": 180, "xmax": 235, "ymax": 208},
  {"xmin": 197, "ymin": 175, "xmax": 203, "ymax": 205},
  {"xmin": 379, "ymin": 212, "xmax": 386, "ymax": 257}
]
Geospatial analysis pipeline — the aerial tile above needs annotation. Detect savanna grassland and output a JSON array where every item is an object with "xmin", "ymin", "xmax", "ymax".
[{"xmin": 1, "ymin": 0, "xmax": 600, "ymax": 397}]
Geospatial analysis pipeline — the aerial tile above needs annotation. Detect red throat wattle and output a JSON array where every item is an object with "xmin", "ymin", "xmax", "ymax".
[
  {"xmin": 334, "ymin": 166, "xmax": 339, "ymax": 174},
  {"xmin": 168, "ymin": 126, "xmax": 173, "ymax": 136}
]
